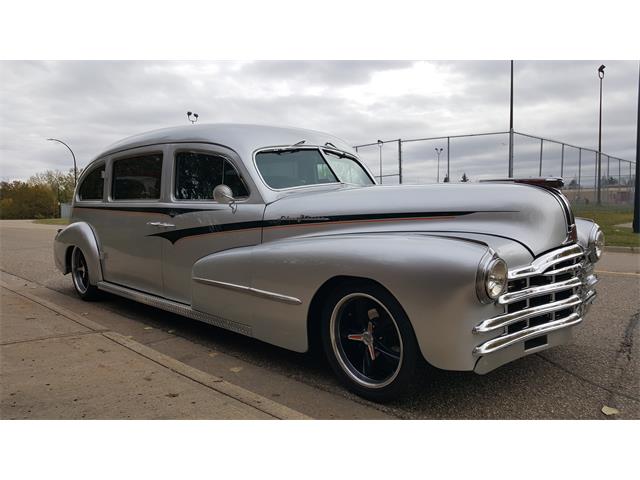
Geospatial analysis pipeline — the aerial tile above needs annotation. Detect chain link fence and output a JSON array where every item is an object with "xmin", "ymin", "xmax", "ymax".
[{"xmin": 354, "ymin": 131, "xmax": 636, "ymax": 205}]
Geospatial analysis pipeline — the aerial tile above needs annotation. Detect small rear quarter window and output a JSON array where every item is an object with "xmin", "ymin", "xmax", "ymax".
[{"xmin": 78, "ymin": 164, "xmax": 105, "ymax": 201}]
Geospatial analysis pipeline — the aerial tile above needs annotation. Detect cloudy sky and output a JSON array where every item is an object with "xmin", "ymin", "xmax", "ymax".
[{"xmin": 0, "ymin": 60, "xmax": 637, "ymax": 184}]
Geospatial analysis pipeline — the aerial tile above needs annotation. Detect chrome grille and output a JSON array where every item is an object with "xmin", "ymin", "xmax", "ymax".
[{"xmin": 473, "ymin": 244, "xmax": 597, "ymax": 356}]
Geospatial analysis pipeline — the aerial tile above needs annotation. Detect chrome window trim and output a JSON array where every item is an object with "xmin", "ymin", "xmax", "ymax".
[
  {"xmin": 108, "ymin": 148, "xmax": 165, "ymax": 203},
  {"xmin": 170, "ymin": 147, "xmax": 251, "ymax": 204},
  {"xmin": 251, "ymin": 145, "xmax": 376, "ymax": 192},
  {"xmin": 74, "ymin": 160, "xmax": 106, "ymax": 203}
]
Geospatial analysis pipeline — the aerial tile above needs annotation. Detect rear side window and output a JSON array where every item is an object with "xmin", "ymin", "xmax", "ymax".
[
  {"xmin": 78, "ymin": 164, "xmax": 105, "ymax": 200},
  {"xmin": 175, "ymin": 151, "xmax": 249, "ymax": 200},
  {"xmin": 112, "ymin": 154, "xmax": 163, "ymax": 200}
]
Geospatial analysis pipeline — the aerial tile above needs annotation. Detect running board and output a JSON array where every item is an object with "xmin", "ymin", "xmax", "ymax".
[{"xmin": 97, "ymin": 281, "xmax": 253, "ymax": 337}]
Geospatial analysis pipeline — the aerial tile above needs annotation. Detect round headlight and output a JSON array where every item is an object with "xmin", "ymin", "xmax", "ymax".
[
  {"xmin": 589, "ymin": 225, "xmax": 605, "ymax": 262},
  {"xmin": 477, "ymin": 253, "xmax": 508, "ymax": 303},
  {"xmin": 486, "ymin": 258, "xmax": 508, "ymax": 300}
]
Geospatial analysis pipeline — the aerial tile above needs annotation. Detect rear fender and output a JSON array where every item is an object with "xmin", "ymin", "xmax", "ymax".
[{"xmin": 53, "ymin": 222, "xmax": 103, "ymax": 285}]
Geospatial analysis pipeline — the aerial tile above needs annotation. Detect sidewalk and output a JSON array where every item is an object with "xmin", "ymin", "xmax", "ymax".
[{"xmin": 0, "ymin": 283, "xmax": 309, "ymax": 420}]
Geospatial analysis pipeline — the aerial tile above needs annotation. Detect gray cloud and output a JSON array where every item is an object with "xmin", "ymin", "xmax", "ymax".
[{"xmin": 0, "ymin": 60, "xmax": 637, "ymax": 183}]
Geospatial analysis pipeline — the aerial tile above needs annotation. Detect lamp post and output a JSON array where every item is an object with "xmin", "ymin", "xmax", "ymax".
[
  {"xmin": 377, "ymin": 139, "xmax": 383, "ymax": 184},
  {"xmin": 47, "ymin": 138, "xmax": 77, "ymax": 187},
  {"xmin": 435, "ymin": 147, "xmax": 443, "ymax": 183},
  {"xmin": 597, "ymin": 64, "xmax": 605, "ymax": 205}
]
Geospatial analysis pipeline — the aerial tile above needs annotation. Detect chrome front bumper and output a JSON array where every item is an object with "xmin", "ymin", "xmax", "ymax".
[{"xmin": 472, "ymin": 244, "xmax": 597, "ymax": 372}]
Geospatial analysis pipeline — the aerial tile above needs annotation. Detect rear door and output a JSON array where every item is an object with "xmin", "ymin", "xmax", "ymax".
[
  {"xmin": 100, "ymin": 146, "xmax": 167, "ymax": 296},
  {"xmin": 160, "ymin": 144, "xmax": 264, "ymax": 304}
]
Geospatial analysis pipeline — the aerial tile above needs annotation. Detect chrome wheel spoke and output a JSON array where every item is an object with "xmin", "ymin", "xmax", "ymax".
[
  {"xmin": 375, "ymin": 342, "xmax": 400, "ymax": 361},
  {"xmin": 331, "ymin": 293, "xmax": 404, "ymax": 388}
]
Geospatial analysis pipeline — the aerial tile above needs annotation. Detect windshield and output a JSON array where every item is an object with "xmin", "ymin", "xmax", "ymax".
[{"xmin": 255, "ymin": 148, "xmax": 374, "ymax": 189}]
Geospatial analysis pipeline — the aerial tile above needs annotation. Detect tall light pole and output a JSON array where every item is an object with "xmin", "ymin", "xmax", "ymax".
[
  {"xmin": 508, "ymin": 60, "xmax": 514, "ymax": 177},
  {"xmin": 435, "ymin": 147, "xmax": 443, "ymax": 183},
  {"xmin": 47, "ymin": 138, "xmax": 77, "ymax": 187},
  {"xmin": 633, "ymin": 62, "xmax": 639, "ymax": 234},
  {"xmin": 377, "ymin": 140, "xmax": 383, "ymax": 184},
  {"xmin": 597, "ymin": 64, "xmax": 606, "ymax": 205}
]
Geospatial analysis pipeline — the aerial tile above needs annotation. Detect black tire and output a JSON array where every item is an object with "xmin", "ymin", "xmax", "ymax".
[
  {"xmin": 320, "ymin": 280, "xmax": 418, "ymax": 402},
  {"xmin": 70, "ymin": 247, "xmax": 101, "ymax": 301}
]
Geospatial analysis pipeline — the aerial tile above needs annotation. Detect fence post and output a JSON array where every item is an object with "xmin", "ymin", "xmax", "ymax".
[
  {"xmin": 618, "ymin": 159, "xmax": 621, "ymax": 203},
  {"xmin": 398, "ymin": 139, "xmax": 403, "ymax": 184},
  {"xmin": 447, "ymin": 137, "xmax": 450, "ymax": 182},
  {"xmin": 538, "ymin": 138, "xmax": 544, "ymax": 176},
  {"xmin": 578, "ymin": 148, "xmax": 582, "ymax": 197},
  {"xmin": 560, "ymin": 144, "xmax": 565, "ymax": 178}
]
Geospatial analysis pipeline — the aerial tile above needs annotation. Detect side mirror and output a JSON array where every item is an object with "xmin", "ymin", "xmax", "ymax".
[{"xmin": 213, "ymin": 184, "xmax": 235, "ymax": 204}]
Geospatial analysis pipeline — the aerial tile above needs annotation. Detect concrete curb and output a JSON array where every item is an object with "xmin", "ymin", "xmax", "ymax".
[
  {"xmin": 0, "ymin": 280, "xmax": 310, "ymax": 420},
  {"xmin": 605, "ymin": 246, "xmax": 638, "ymax": 253}
]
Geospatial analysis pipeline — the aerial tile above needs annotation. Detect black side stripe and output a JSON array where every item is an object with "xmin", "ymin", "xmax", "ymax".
[
  {"xmin": 74, "ymin": 205, "xmax": 224, "ymax": 216},
  {"xmin": 149, "ymin": 211, "xmax": 478, "ymax": 244}
]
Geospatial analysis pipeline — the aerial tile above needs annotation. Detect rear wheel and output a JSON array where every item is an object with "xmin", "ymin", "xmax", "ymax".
[
  {"xmin": 71, "ymin": 247, "xmax": 100, "ymax": 301},
  {"xmin": 321, "ymin": 281, "xmax": 418, "ymax": 402}
]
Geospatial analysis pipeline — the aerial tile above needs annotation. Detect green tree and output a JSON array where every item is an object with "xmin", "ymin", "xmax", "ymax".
[
  {"xmin": 28, "ymin": 168, "xmax": 77, "ymax": 204},
  {"xmin": 0, "ymin": 181, "xmax": 57, "ymax": 219}
]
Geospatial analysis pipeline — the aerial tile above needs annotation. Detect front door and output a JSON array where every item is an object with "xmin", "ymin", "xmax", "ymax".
[{"xmin": 159, "ymin": 145, "xmax": 264, "ymax": 304}]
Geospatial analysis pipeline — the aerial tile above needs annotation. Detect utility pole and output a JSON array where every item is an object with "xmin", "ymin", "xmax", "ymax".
[
  {"xmin": 633, "ymin": 63, "xmax": 639, "ymax": 233},
  {"xmin": 508, "ymin": 60, "xmax": 514, "ymax": 177}
]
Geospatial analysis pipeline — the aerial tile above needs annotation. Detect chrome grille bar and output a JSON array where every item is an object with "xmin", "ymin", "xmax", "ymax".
[
  {"xmin": 508, "ymin": 244, "xmax": 583, "ymax": 279},
  {"xmin": 473, "ymin": 294, "xmax": 581, "ymax": 333},
  {"xmin": 473, "ymin": 312, "xmax": 582, "ymax": 356},
  {"xmin": 498, "ymin": 277, "xmax": 581, "ymax": 305}
]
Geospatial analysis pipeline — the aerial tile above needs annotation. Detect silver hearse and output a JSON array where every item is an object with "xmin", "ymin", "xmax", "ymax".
[{"xmin": 54, "ymin": 124, "xmax": 604, "ymax": 401}]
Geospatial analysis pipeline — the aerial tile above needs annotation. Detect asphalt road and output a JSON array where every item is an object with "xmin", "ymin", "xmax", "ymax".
[{"xmin": 1, "ymin": 220, "xmax": 638, "ymax": 419}]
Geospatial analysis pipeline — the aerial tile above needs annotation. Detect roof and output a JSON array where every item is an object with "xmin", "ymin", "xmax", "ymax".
[{"xmin": 97, "ymin": 123, "xmax": 355, "ymax": 160}]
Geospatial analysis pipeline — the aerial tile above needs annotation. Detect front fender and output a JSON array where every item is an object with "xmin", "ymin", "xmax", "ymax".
[
  {"xmin": 192, "ymin": 233, "xmax": 497, "ymax": 370},
  {"xmin": 575, "ymin": 217, "xmax": 597, "ymax": 251},
  {"xmin": 53, "ymin": 221, "xmax": 103, "ymax": 285}
]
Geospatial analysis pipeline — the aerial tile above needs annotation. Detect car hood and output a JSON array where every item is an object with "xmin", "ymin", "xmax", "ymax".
[{"xmin": 262, "ymin": 183, "xmax": 570, "ymax": 256}]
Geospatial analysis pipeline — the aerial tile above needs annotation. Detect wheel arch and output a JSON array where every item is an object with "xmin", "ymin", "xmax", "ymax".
[
  {"xmin": 306, "ymin": 275, "xmax": 410, "ymax": 356},
  {"xmin": 53, "ymin": 221, "xmax": 103, "ymax": 285}
]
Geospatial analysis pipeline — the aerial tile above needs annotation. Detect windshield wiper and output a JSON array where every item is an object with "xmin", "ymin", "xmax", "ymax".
[{"xmin": 268, "ymin": 140, "xmax": 306, "ymax": 154}]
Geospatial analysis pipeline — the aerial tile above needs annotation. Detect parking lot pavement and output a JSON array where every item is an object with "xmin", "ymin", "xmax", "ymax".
[
  {"xmin": 0, "ymin": 219, "xmax": 638, "ymax": 419},
  {"xmin": 0, "ymin": 283, "xmax": 308, "ymax": 419}
]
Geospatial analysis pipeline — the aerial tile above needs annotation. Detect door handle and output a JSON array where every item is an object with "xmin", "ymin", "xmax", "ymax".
[{"xmin": 147, "ymin": 221, "xmax": 175, "ymax": 228}]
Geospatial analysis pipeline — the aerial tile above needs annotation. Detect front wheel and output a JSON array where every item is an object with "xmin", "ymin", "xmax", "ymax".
[
  {"xmin": 71, "ymin": 247, "xmax": 100, "ymax": 301},
  {"xmin": 321, "ymin": 281, "xmax": 419, "ymax": 402}
]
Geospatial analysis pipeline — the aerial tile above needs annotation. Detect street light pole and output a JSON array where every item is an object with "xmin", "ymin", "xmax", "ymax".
[
  {"xmin": 435, "ymin": 147, "xmax": 443, "ymax": 183},
  {"xmin": 597, "ymin": 64, "xmax": 606, "ymax": 205},
  {"xmin": 47, "ymin": 138, "xmax": 77, "ymax": 187},
  {"xmin": 508, "ymin": 60, "xmax": 514, "ymax": 178},
  {"xmin": 633, "ymin": 62, "xmax": 639, "ymax": 234}
]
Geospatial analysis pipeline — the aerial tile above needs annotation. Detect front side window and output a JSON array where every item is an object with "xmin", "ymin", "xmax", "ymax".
[
  {"xmin": 112, "ymin": 154, "xmax": 162, "ymax": 200},
  {"xmin": 78, "ymin": 164, "xmax": 105, "ymax": 200},
  {"xmin": 174, "ymin": 151, "xmax": 248, "ymax": 200},
  {"xmin": 255, "ymin": 148, "xmax": 373, "ymax": 189}
]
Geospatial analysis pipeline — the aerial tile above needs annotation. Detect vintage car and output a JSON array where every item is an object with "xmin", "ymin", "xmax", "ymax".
[{"xmin": 54, "ymin": 124, "xmax": 604, "ymax": 401}]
